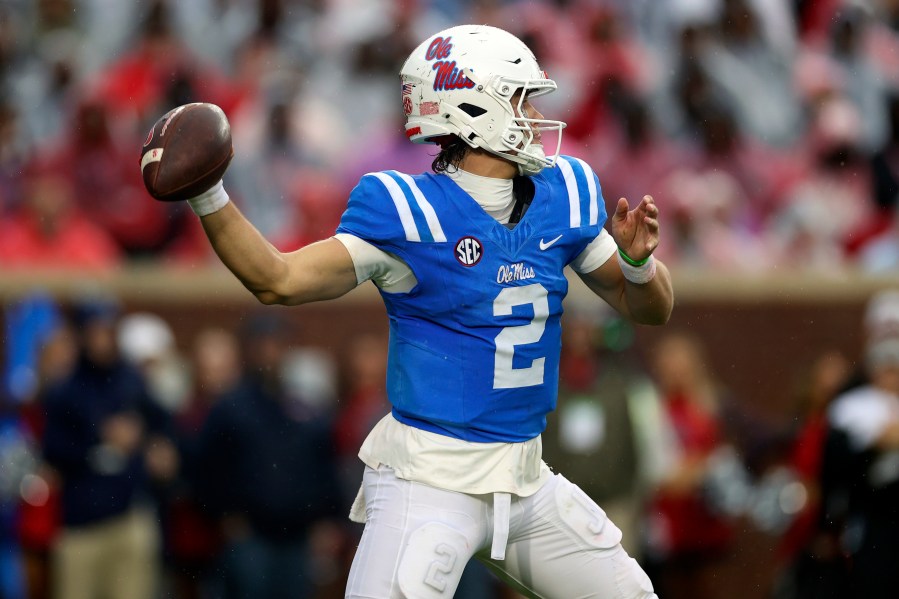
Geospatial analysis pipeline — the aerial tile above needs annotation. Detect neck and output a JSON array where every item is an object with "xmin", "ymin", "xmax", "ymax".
[
  {"xmin": 446, "ymin": 167, "xmax": 514, "ymax": 222},
  {"xmin": 457, "ymin": 148, "xmax": 516, "ymax": 179}
]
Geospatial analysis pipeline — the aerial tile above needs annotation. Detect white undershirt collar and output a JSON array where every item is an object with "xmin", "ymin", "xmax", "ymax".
[{"xmin": 446, "ymin": 168, "xmax": 515, "ymax": 224}]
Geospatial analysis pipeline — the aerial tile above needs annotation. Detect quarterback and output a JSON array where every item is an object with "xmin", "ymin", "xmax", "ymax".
[{"xmin": 182, "ymin": 25, "xmax": 671, "ymax": 599}]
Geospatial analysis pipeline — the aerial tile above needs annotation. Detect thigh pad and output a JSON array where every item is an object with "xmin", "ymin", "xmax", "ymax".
[{"xmin": 398, "ymin": 522, "xmax": 473, "ymax": 599}]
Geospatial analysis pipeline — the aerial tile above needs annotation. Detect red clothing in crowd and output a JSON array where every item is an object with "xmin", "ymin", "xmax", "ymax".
[
  {"xmin": 777, "ymin": 412, "xmax": 829, "ymax": 561},
  {"xmin": 652, "ymin": 393, "xmax": 734, "ymax": 556},
  {"xmin": 0, "ymin": 210, "xmax": 121, "ymax": 269}
]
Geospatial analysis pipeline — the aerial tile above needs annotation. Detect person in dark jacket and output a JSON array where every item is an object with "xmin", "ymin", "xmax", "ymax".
[
  {"xmin": 41, "ymin": 298, "xmax": 177, "ymax": 599},
  {"xmin": 195, "ymin": 313, "xmax": 342, "ymax": 599}
]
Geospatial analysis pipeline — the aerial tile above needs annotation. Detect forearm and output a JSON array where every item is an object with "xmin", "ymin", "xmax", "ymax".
[
  {"xmin": 578, "ymin": 254, "xmax": 674, "ymax": 326},
  {"xmin": 199, "ymin": 202, "xmax": 291, "ymax": 303},
  {"xmin": 196, "ymin": 194, "xmax": 359, "ymax": 305},
  {"xmin": 620, "ymin": 259, "xmax": 673, "ymax": 325}
]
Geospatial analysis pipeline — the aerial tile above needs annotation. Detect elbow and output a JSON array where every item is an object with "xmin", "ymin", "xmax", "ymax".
[
  {"xmin": 251, "ymin": 283, "xmax": 293, "ymax": 305},
  {"xmin": 637, "ymin": 313, "xmax": 670, "ymax": 327},
  {"xmin": 252, "ymin": 282, "xmax": 308, "ymax": 306},
  {"xmin": 635, "ymin": 300, "xmax": 674, "ymax": 326},
  {"xmin": 253, "ymin": 291, "xmax": 285, "ymax": 305},
  {"xmin": 652, "ymin": 301, "xmax": 675, "ymax": 326},
  {"xmin": 643, "ymin": 287, "xmax": 675, "ymax": 326},
  {"xmin": 648, "ymin": 311, "xmax": 672, "ymax": 326}
]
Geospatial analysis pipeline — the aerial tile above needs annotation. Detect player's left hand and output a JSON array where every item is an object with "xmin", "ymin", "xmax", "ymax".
[{"xmin": 610, "ymin": 195, "xmax": 660, "ymax": 262}]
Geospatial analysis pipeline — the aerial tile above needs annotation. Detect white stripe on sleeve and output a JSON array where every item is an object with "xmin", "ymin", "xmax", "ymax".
[
  {"xmin": 368, "ymin": 172, "xmax": 420, "ymax": 242},
  {"xmin": 393, "ymin": 172, "xmax": 447, "ymax": 242},
  {"xmin": 556, "ymin": 158, "xmax": 580, "ymax": 228},
  {"xmin": 574, "ymin": 157, "xmax": 599, "ymax": 226}
]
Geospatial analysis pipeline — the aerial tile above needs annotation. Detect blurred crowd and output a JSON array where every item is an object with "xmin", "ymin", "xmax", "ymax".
[
  {"xmin": 0, "ymin": 0, "xmax": 897, "ymax": 271},
  {"xmin": 1, "ymin": 287, "xmax": 898, "ymax": 599},
  {"xmin": 2, "ymin": 1, "xmax": 899, "ymax": 598},
  {"xmin": 0, "ymin": 294, "xmax": 391, "ymax": 599},
  {"xmin": 546, "ymin": 287, "xmax": 899, "ymax": 599}
]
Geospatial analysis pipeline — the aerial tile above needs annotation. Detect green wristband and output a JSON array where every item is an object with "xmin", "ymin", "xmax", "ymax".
[{"xmin": 617, "ymin": 247, "xmax": 650, "ymax": 267}]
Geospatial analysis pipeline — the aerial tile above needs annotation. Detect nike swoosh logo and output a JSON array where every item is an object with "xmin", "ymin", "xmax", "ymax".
[{"xmin": 539, "ymin": 235, "xmax": 563, "ymax": 250}]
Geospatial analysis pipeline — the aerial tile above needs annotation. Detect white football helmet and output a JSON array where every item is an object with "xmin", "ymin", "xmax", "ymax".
[{"xmin": 399, "ymin": 24, "xmax": 566, "ymax": 175}]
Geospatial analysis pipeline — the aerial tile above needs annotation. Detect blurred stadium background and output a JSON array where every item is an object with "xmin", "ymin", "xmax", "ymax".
[{"xmin": 1, "ymin": 0, "xmax": 898, "ymax": 598}]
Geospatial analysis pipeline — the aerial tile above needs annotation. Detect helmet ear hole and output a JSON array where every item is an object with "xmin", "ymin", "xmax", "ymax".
[{"xmin": 459, "ymin": 103, "xmax": 487, "ymax": 117}]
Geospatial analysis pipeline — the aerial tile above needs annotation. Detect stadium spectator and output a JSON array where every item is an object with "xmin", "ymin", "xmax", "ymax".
[
  {"xmin": 590, "ymin": 92, "xmax": 682, "ymax": 220},
  {"xmin": 4, "ymin": 295, "xmax": 73, "ymax": 599},
  {"xmin": 652, "ymin": 18, "xmax": 720, "ymax": 143},
  {"xmin": 16, "ymin": 323, "xmax": 75, "ymax": 599},
  {"xmin": 164, "ymin": 328, "xmax": 241, "ymax": 599},
  {"xmin": 194, "ymin": 313, "xmax": 343, "ymax": 599},
  {"xmin": 772, "ymin": 349, "xmax": 852, "ymax": 599},
  {"xmin": 644, "ymin": 332, "xmax": 736, "ymax": 599},
  {"xmin": 856, "ymin": 91, "xmax": 899, "ymax": 271},
  {"xmin": 686, "ymin": 0, "xmax": 800, "ymax": 147},
  {"xmin": 41, "ymin": 297, "xmax": 177, "ymax": 599},
  {"xmin": 825, "ymin": 7, "xmax": 891, "ymax": 153},
  {"xmin": 650, "ymin": 101, "xmax": 779, "ymax": 270},
  {"xmin": 564, "ymin": 7, "xmax": 651, "ymax": 152},
  {"xmin": 48, "ymin": 97, "xmax": 189, "ymax": 258},
  {"xmin": 13, "ymin": 29, "xmax": 83, "ymax": 151},
  {"xmin": 768, "ymin": 96, "xmax": 874, "ymax": 270},
  {"xmin": 228, "ymin": 97, "xmax": 317, "ymax": 249},
  {"xmin": 0, "ymin": 164, "xmax": 121, "ymax": 270},
  {"xmin": 94, "ymin": 0, "xmax": 234, "ymax": 126},
  {"xmin": 117, "ymin": 312, "xmax": 190, "ymax": 414},
  {"xmin": 871, "ymin": 91, "xmax": 899, "ymax": 212},
  {"xmin": 826, "ymin": 290, "xmax": 899, "ymax": 598},
  {"xmin": 686, "ymin": 99, "xmax": 792, "ymax": 229}
]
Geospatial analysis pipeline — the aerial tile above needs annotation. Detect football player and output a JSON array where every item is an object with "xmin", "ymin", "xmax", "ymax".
[{"xmin": 184, "ymin": 24, "xmax": 671, "ymax": 599}]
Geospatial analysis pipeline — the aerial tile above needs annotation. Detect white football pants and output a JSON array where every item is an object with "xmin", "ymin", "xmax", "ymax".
[{"xmin": 345, "ymin": 465, "xmax": 657, "ymax": 599}]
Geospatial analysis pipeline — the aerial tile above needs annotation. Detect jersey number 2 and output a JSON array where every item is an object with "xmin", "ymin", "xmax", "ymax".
[{"xmin": 493, "ymin": 283, "xmax": 548, "ymax": 389}]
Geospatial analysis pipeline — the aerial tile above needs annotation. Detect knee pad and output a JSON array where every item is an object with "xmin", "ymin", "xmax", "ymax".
[
  {"xmin": 398, "ymin": 522, "xmax": 472, "ymax": 599},
  {"xmin": 554, "ymin": 475, "xmax": 623, "ymax": 549}
]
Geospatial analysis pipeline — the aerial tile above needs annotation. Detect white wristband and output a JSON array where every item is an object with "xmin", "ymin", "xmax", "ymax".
[
  {"xmin": 187, "ymin": 180, "xmax": 230, "ymax": 216},
  {"xmin": 617, "ymin": 252, "xmax": 657, "ymax": 285}
]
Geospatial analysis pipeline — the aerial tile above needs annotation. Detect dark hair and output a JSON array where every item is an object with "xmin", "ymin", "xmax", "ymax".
[{"xmin": 431, "ymin": 136, "xmax": 471, "ymax": 174}]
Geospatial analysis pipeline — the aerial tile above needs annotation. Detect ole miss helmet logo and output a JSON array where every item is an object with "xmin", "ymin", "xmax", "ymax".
[
  {"xmin": 455, "ymin": 236, "xmax": 482, "ymax": 267},
  {"xmin": 425, "ymin": 37, "xmax": 453, "ymax": 61},
  {"xmin": 424, "ymin": 36, "xmax": 475, "ymax": 92}
]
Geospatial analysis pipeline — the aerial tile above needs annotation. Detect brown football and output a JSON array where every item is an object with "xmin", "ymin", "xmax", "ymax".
[{"xmin": 139, "ymin": 103, "xmax": 233, "ymax": 202}]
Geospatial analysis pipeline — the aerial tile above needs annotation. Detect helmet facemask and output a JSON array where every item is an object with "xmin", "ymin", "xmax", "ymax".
[{"xmin": 480, "ymin": 72, "xmax": 565, "ymax": 176}]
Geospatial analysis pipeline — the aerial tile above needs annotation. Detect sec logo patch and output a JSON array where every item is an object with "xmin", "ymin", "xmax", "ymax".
[{"xmin": 455, "ymin": 236, "xmax": 482, "ymax": 267}]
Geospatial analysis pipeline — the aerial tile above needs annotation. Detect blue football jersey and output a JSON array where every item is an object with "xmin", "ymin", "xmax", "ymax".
[{"xmin": 335, "ymin": 156, "xmax": 607, "ymax": 442}]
